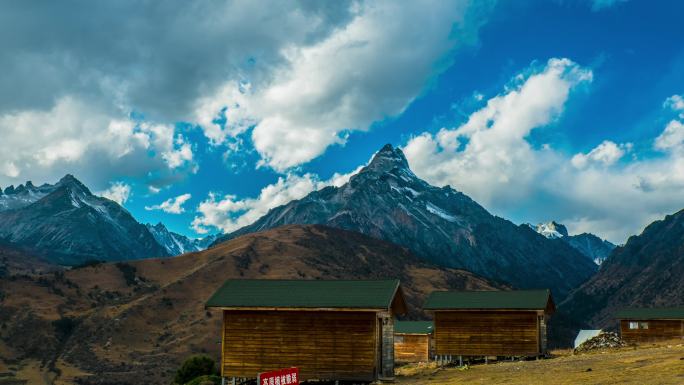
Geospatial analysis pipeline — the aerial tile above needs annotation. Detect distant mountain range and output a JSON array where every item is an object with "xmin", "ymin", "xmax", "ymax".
[
  {"xmin": 0, "ymin": 175, "xmax": 213, "ymax": 265},
  {"xmin": 146, "ymin": 222, "xmax": 216, "ymax": 255},
  {"xmin": 213, "ymin": 144, "xmax": 598, "ymax": 300},
  {"xmin": 530, "ymin": 221, "xmax": 616, "ymax": 265}
]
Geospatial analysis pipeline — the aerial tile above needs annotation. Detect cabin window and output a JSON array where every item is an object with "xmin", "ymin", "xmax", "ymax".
[
  {"xmin": 639, "ymin": 322, "xmax": 649, "ymax": 329},
  {"xmin": 629, "ymin": 322, "xmax": 638, "ymax": 329},
  {"xmin": 395, "ymin": 335, "xmax": 404, "ymax": 343}
]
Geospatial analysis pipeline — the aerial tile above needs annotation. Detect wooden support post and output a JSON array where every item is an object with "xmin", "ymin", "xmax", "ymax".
[
  {"xmin": 379, "ymin": 312, "xmax": 395, "ymax": 380},
  {"xmin": 459, "ymin": 355, "xmax": 463, "ymax": 367}
]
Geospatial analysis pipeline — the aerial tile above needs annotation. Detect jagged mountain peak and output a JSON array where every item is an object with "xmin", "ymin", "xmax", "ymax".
[
  {"xmin": 535, "ymin": 221, "xmax": 569, "ymax": 238},
  {"xmin": 56, "ymin": 174, "xmax": 91, "ymax": 196},
  {"xmin": 146, "ymin": 221, "xmax": 216, "ymax": 256},
  {"xmin": 0, "ymin": 175, "xmax": 168, "ymax": 264},
  {"xmin": 214, "ymin": 144, "xmax": 596, "ymax": 299},
  {"xmin": 529, "ymin": 220, "xmax": 615, "ymax": 265},
  {"xmin": 362, "ymin": 143, "xmax": 410, "ymax": 174}
]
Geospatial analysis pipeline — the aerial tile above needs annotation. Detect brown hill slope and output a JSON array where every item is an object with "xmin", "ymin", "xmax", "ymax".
[{"xmin": 0, "ymin": 225, "xmax": 499, "ymax": 385}]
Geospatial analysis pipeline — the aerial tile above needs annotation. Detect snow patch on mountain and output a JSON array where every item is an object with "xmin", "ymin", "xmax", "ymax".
[{"xmin": 425, "ymin": 202, "xmax": 457, "ymax": 222}]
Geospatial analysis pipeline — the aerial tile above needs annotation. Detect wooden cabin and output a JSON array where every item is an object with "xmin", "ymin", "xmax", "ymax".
[
  {"xmin": 424, "ymin": 290, "xmax": 555, "ymax": 358},
  {"xmin": 205, "ymin": 279, "xmax": 407, "ymax": 383},
  {"xmin": 616, "ymin": 307, "xmax": 684, "ymax": 344},
  {"xmin": 394, "ymin": 321, "xmax": 433, "ymax": 363}
]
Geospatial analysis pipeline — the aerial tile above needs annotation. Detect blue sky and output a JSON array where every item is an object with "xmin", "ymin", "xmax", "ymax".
[{"xmin": 1, "ymin": 0, "xmax": 683, "ymax": 244}]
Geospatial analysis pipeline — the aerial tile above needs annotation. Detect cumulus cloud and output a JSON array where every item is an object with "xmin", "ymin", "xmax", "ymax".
[
  {"xmin": 194, "ymin": 0, "xmax": 492, "ymax": 171},
  {"xmin": 404, "ymin": 59, "xmax": 684, "ymax": 243},
  {"xmin": 0, "ymin": 0, "xmax": 492, "ymax": 188},
  {"xmin": 571, "ymin": 140, "xmax": 632, "ymax": 169},
  {"xmin": 0, "ymin": 97, "xmax": 197, "ymax": 190},
  {"xmin": 404, "ymin": 58, "xmax": 593, "ymax": 205},
  {"xmin": 192, "ymin": 166, "xmax": 361, "ymax": 234},
  {"xmin": 145, "ymin": 193, "xmax": 192, "ymax": 214},
  {"xmin": 97, "ymin": 181, "xmax": 131, "ymax": 205}
]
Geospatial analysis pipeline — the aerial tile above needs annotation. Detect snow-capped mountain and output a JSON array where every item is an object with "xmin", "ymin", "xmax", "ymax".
[
  {"xmin": 0, "ymin": 175, "xmax": 169, "ymax": 265},
  {"xmin": 146, "ymin": 222, "xmax": 216, "ymax": 256},
  {"xmin": 531, "ymin": 221, "xmax": 616, "ymax": 264},
  {"xmin": 532, "ymin": 221, "xmax": 568, "ymax": 239},
  {"xmin": 213, "ymin": 144, "xmax": 597, "ymax": 300},
  {"xmin": 0, "ymin": 181, "xmax": 59, "ymax": 211}
]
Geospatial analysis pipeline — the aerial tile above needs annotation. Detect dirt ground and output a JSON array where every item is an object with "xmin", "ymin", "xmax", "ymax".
[{"xmin": 395, "ymin": 342, "xmax": 684, "ymax": 385}]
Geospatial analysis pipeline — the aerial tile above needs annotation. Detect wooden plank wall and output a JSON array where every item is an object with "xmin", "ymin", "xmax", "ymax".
[
  {"xmin": 222, "ymin": 310, "xmax": 377, "ymax": 381},
  {"xmin": 620, "ymin": 320, "xmax": 684, "ymax": 344},
  {"xmin": 394, "ymin": 334, "xmax": 429, "ymax": 363},
  {"xmin": 434, "ymin": 311, "xmax": 539, "ymax": 356}
]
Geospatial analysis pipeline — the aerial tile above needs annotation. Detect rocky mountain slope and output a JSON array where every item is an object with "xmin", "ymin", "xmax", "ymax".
[
  {"xmin": 553, "ymin": 209, "xmax": 684, "ymax": 343},
  {"xmin": 214, "ymin": 144, "xmax": 597, "ymax": 299},
  {"xmin": 532, "ymin": 221, "xmax": 616, "ymax": 265},
  {"xmin": 0, "ymin": 175, "xmax": 168, "ymax": 265},
  {"xmin": 565, "ymin": 233, "xmax": 616, "ymax": 265},
  {"xmin": 146, "ymin": 222, "xmax": 216, "ymax": 256},
  {"xmin": 0, "ymin": 224, "xmax": 500, "ymax": 385}
]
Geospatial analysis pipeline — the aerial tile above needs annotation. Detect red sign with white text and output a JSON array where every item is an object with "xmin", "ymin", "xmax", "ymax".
[{"xmin": 257, "ymin": 367, "xmax": 299, "ymax": 385}]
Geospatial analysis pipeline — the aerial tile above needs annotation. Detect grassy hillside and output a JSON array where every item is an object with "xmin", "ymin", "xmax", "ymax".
[{"xmin": 396, "ymin": 341, "xmax": 684, "ymax": 384}]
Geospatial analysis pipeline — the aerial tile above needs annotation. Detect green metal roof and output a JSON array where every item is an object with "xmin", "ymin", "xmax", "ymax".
[
  {"xmin": 206, "ymin": 279, "xmax": 401, "ymax": 310},
  {"xmin": 395, "ymin": 321, "xmax": 433, "ymax": 334},
  {"xmin": 615, "ymin": 307, "xmax": 684, "ymax": 320},
  {"xmin": 423, "ymin": 289, "xmax": 553, "ymax": 311}
]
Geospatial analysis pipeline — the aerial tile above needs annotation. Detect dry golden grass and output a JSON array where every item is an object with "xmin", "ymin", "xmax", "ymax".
[{"xmin": 396, "ymin": 342, "xmax": 684, "ymax": 384}]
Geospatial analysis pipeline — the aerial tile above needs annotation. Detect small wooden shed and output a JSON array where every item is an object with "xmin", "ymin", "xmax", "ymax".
[
  {"xmin": 394, "ymin": 321, "xmax": 434, "ymax": 363},
  {"xmin": 424, "ymin": 289, "xmax": 554, "ymax": 358},
  {"xmin": 206, "ymin": 279, "xmax": 407, "ymax": 383},
  {"xmin": 616, "ymin": 307, "xmax": 684, "ymax": 344}
]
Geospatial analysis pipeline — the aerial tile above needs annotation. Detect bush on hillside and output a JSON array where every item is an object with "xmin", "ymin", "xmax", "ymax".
[{"xmin": 174, "ymin": 355, "xmax": 218, "ymax": 384}]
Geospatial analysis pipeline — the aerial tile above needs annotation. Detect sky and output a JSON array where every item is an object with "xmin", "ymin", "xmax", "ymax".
[{"xmin": 1, "ymin": 0, "xmax": 683, "ymax": 244}]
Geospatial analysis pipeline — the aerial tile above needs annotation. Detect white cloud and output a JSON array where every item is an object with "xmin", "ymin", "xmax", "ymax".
[
  {"xmin": 195, "ymin": 0, "xmax": 492, "ymax": 171},
  {"xmin": 162, "ymin": 135, "xmax": 194, "ymax": 169},
  {"xmin": 571, "ymin": 140, "xmax": 632, "ymax": 169},
  {"xmin": 654, "ymin": 120, "xmax": 684, "ymax": 152},
  {"xmin": 0, "ymin": 97, "xmax": 197, "ymax": 190},
  {"xmin": 192, "ymin": 166, "xmax": 362, "ymax": 234},
  {"xmin": 404, "ymin": 58, "xmax": 593, "ymax": 205},
  {"xmin": 145, "ymin": 193, "xmax": 192, "ymax": 214},
  {"xmin": 98, "ymin": 182, "xmax": 131, "ymax": 205},
  {"xmin": 665, "ymin": 94, "xmax": 684, "ymax": 110},
  {"xmin": 404, "ymin": 58, "xmax": 684, "ymax": 244}
]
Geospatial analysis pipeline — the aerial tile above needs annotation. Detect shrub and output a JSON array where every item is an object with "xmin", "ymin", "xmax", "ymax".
[
  {"xmin": 174, "ymin": 355, "xmax": 218, "ymax": 384},
  {"xmin": 115, "ymin": 262, "xmax": 137, "ymax": 286},
  {"xmin": 52, "ymin": 316, "xmax": 79, "ymax": 340}
]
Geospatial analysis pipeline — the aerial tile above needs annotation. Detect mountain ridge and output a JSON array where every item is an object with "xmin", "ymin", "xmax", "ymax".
[
  {"xmin": 212, "ymin": 144, "xmax": 597, "ymax": 300},
  {"xmin": 551, "ymin": 208, "xmax": 684, "ymax": 345},
  {"xmin": 146, "ymin": 222, "xmax": 216, "ymax": 256},
  {"xmin": 0, "ymin": 175, "xmax": 169, "ymax": 265},
  {"xmin": 531, "ymin": 221, "xmax": 616, "ymax": 264}
]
